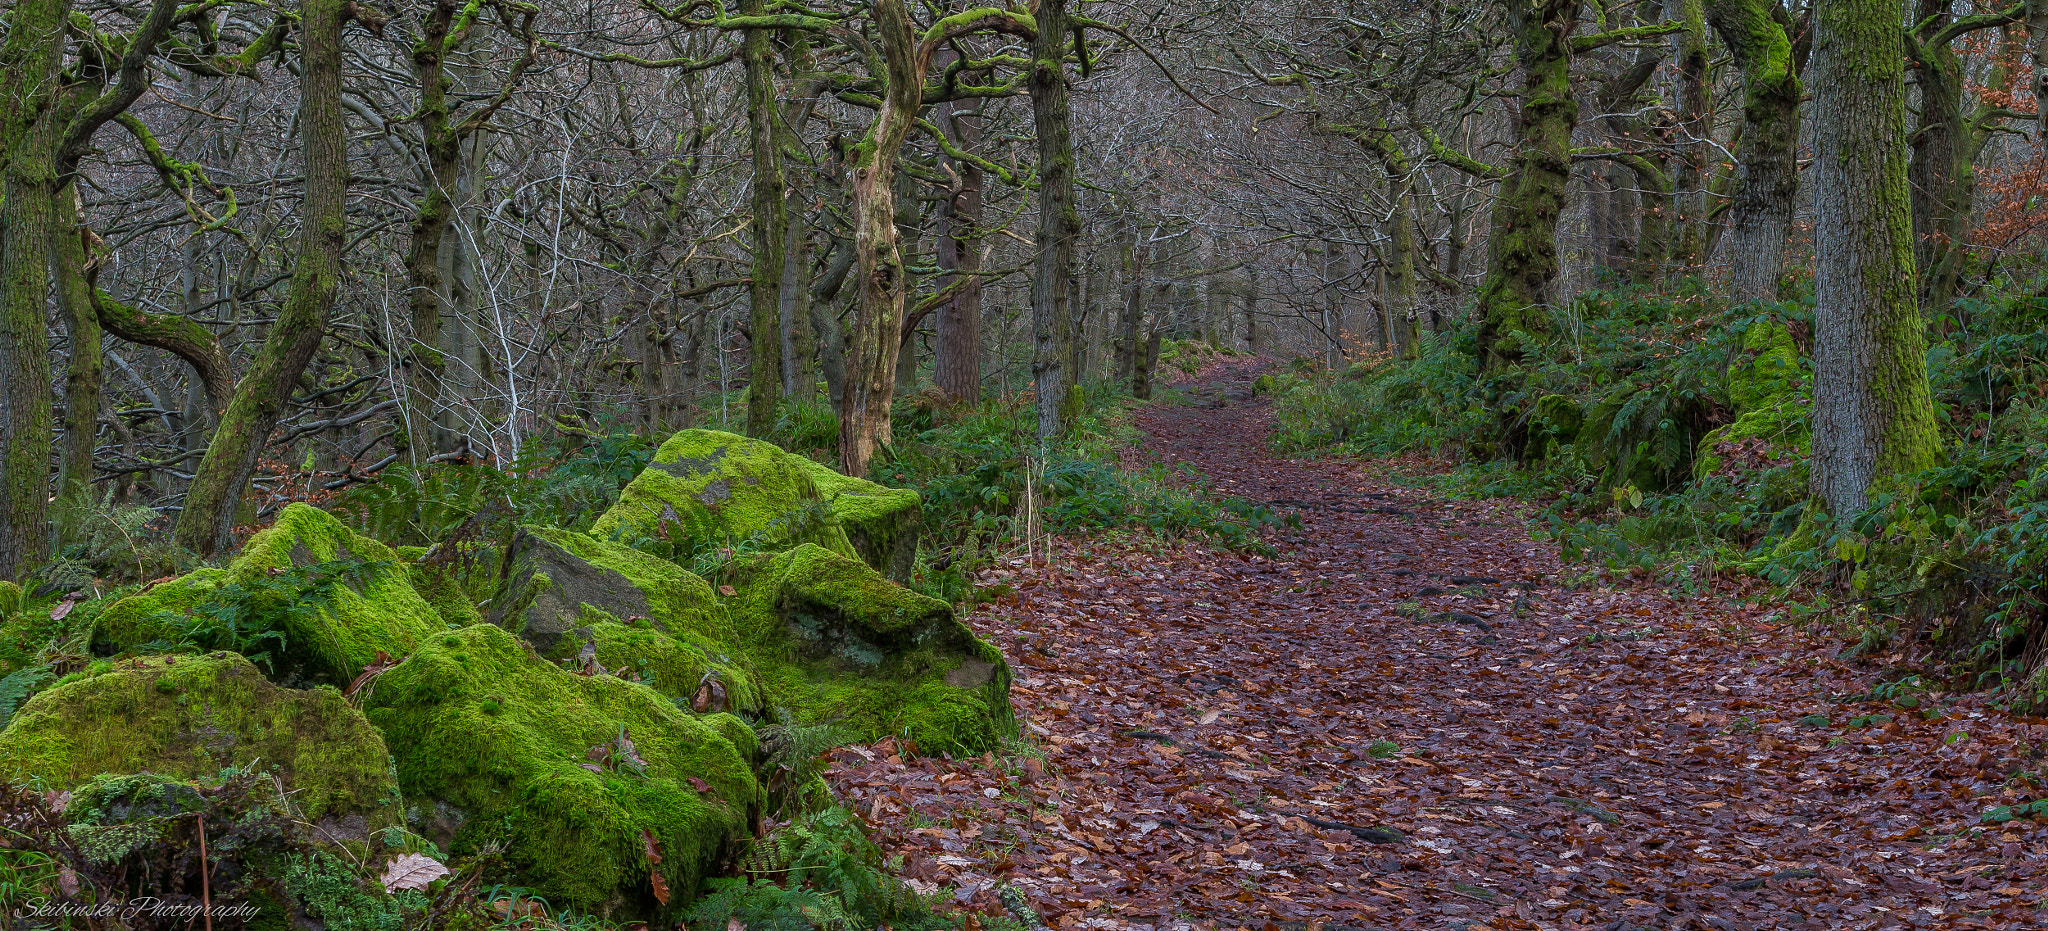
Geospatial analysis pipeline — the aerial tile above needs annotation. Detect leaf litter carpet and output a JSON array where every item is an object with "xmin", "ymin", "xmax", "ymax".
[{"xmin": 824, "ymin": 368, "xmax": 2048, "ymax": 931}]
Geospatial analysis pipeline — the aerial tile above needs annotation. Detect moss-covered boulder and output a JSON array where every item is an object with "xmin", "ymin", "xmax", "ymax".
[
  {"xmin": 398, "ymin": 545, "xmax": 486, "ymax": 628},
  {"xmin": 592, "ymin": 429, "xmax": 856, "ymax": 559},
  {"xmin": 1696, "ymin": 319, "xmax": 1810, "ymax": 479},
  {"xmin": 545, "ymin": 619, "xmax": 761, "ymax": 714},
  {"xmin": 0, "ymin": 652, "xmax": 400, "ymax": 839},
  {"xmin": 731, "ymin": 544, "xmax": 1014, "ymax": 755},
  {"xmin": 89, "ymin": 504, "xmax": 444, "ymax": 685},
  {"xmin": 791, "ymin": 457, "xmax": 923, "ymax": 582},
  {"xmin": 491, "ymin": 526, "xmax": 734, "ymax": 652},
  {"xmin": 87, "ymin": 568, "xmax": 232, "ymax": 656},
  {"xmin": 361, "ymin": 624, "xmax": 761, "ymax": 917}
]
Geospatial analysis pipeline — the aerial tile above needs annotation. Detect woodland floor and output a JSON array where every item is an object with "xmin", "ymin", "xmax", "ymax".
[{"xmin": 824, "ymin": 362, "xmax": 2048, "ymax": 931}]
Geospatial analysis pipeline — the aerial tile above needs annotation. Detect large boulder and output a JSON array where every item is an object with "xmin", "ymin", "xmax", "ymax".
[
  {"xmin": 791, "ymin": 456, "xmax": 924, "ymax": 582},
  {"xmin": 490, "ymin": 526, "xmax": 732, "ymax": 652},
  {"xmin": 0, "ymin": 653, "xmax": 400, "ymax": 840},
  {"xmin": 361, "ymin": 624, "xmax": 761, "ymax": 917},
  {"xmin": 731, "ymin": 544, "xmax": 1014, "ymax": 755},
  {"xmin": 592, "ymin": 430, "xmax": 857, "ymax": 560},
  {"xmin": 89, "ymin": 504, "xmax": 445, "ymax": 685},
  {"xmin": 488, "ymin": 526, "xmax": 758, "ymax": 710}
]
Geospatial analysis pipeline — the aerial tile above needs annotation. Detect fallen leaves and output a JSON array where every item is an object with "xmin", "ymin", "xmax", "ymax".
[
  {"xmin": 378, "ymin": 853, "xmax": 448, "ymax": 892},
  {"xmin": 824, "ymin": 367, "xmax": 2048, "ymax": 929}
]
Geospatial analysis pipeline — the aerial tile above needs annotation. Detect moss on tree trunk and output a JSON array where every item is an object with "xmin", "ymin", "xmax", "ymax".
[
  {"xmin": 1808, "ymin": 0, "xmax": 1941, "ymax": 514},
  {"xmin": 1473, "ymin": 0, "xmax": 1581, "ymax": 370}
]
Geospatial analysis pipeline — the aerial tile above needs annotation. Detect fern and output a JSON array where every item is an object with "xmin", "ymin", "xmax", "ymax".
[
  {"xmin": 0, "ymin": 665, "xmax": 53, "ymax": 729},
  {"xmin": 135, "ymin": 558, "xmax": 389, "ymax": 677},
  {"xmin": 757, "ymin": 713, "xmax": 858, "ymax": 818}
]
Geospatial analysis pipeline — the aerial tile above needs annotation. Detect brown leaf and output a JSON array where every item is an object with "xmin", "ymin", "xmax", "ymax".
[
  {"xmin": 48, "ymin": 600, "xmax": 73, "ymax": 622},
  {"xmin": 641, "ymin": 827, "xmax": 663, "ymax": 865},
  {"xmin": 650, "ymin": 869, "xmax": 670, "ymax": 906},
  {"xmin": 379, "ymin": 853, "xmax": 449, "ymax": 892},
  {"xmin": 718, "ymin": 584, "xmax": 738, "ymax": 597},
  {"xmin": 688, "ymin": 776, "xmax": 712, "ymax": 793}
]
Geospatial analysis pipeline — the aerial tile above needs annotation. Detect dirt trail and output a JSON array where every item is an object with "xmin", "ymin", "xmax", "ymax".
[{"xmin": 828, "ymin": 365, "xmax": 2048, "ymax": 931}]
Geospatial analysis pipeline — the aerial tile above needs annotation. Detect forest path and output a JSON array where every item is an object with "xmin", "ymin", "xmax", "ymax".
[{"xmin": 828, "ymin": 364, "xmax": 2047, "ymax": 931}]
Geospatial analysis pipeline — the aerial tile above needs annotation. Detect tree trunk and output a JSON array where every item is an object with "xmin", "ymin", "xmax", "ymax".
[
  {"xmin": 2033, "ymin": 0, "xmax": 2048, "ymax": 140},
  {"xmin": 1242, "ymin": 266, "xmax": 1260, "ymax": 354},
  {"xmin": 1115, "ymin": 230, "xmax": 1146, "ymax": 387},
  {"xmin": 1706, "ymin": 0, "xmax": 1801, "ymax": 303},
  {"xmin": 0, "ymin": 0, "xmax": 70, "ymax": 580},
  {"xmin": 52, "ymin": 187, "xmax": 101, "ymax": 529},
  {"xmin": 1473, "ymin": 0, "xmax": 1581, "ymax": 369},
  {"xmin": 1377, "ymin": 136, "xmax": 1422, "ymax": 355},
  {"xmin": 934, "ymin": 99, "xmax": 985, "ymax": 405},
  {"xmin": 174, "ymin": 0, "xmax": 352, "ymax": 555},
  {"xmin": 1808, "ymin": 0, "xmax": 1941, "ymax": 515},
  {"xmin": 809, "ymin": 235, "xmax": 853, "ymax": 408},
  {"xmin": 837, "ymin": 0, "xmax": 920, "ymax": 477},
  {"xmin": 782, "ymin": 222, "xmax": 818, "ymax": 403},
  {"xmin": 402, "ymin": 0, "xmax": 467, "ymax": 457},
  {"xmin": 1668, "ymin": 0, "xmax": 1712, "ymax": 265},
  {"xmin": 742, "ymin": 0, "xmax": 785, "ymax": 437},
  {"xmin": 1029, "ymin": 0, "xmax": 1081, "ymax": 442}
]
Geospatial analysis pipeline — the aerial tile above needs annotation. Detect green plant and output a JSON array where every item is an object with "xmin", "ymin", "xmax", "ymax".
[
  {"xmin": 0, "ymin": 665, "xmax": 53, "ymax": 730},
  {"xmin": 698, "ymin": 807, "xmax": 932, "ymax": 929}
]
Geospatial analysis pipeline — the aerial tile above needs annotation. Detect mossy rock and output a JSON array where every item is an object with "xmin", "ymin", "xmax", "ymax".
[
  {"xmin": 490, "ymin": 525, "xmax": 734, "ymax": 654},
  {"xmin": 1696, "ymin": 319, "xmax": 1810, "ymax": 479},
  {"xmin": 1251, "ymin": 374, "xmax": 1277, "ymax": 394},
  {"xmin": 0, "ymin": 580, "xmax": 19, "ymax": 619},
  {"xmin": 731, "ymin": 544, "xmax": 1015, "ymax": 756},
  {"xmin": 87, "ymin": 568, "xmax": 233, "ymax": 655},
  {"xmin": 89, "ymin": 504, "xmax": 445, "ymax": 685},
  {"xmin": 0, "ymin": 652, "xmax": 400, "ymax": 839},
  {"xmin": 361, "ymin": 624, "xmax": 761, "ymax": 917},
  {"xmin": 545, "ymin": 619, "xmax": 761, "ymax": 713},
  {"xmin": 591, "ymin": 429, "xmax": 855, "ymax": 559},
  {"xmin": 790, "ymin": 457, "xmax": 923, "ymax": 582}
]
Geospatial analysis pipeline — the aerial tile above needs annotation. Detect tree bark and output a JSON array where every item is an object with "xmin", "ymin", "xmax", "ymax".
[
  {"xmin": 2032, "ymin": 0, "xmax": 2048, "ymax": 140},
  {"xmin": 1376, "ymin": 135, "xmax": 1422, "ymax": 354},
  {"xmin": 1668, "ymin": 0, "xmax": 1713, "ymax": 265},
  {"xmin": 1029, "ymin": 0, "xmax": 1081, "ymax": 442},
  {"xmin": 935, "ymin": 97, "xmax": 986, "ymax": 405},
  {"xmin": 1808, "ymin": 0, "xmax": 1941, "ymax": 515},
  {"xmin": 1706, "ymin": 0, "xmax": 1801, "ymax": 302},
  {"xmin": 52, "ymin": 187, "xmax": 101, "ymax": 526},
  {"xmin": 742, "ymin": 0, "xmax": 786, "ymax": 437},
  {"xmin": 174, "ymin": 0, "xmax": 353, "ymax": 555},
  {"xmin": 838, "ymin": 0, "xmax": 921, "ymax": 477},
  {"xmin": 0, "ymin": 0, "xmax": 71, "ymax": 580},
  {"xmin": 1473, "ymin": 0, "xmax": 1582, "ymax": 369}
]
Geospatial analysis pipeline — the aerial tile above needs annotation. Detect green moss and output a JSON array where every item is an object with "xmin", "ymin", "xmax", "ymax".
[
  {"xmin": 0, "ymin": 653, "xmax": 399, "ymax": 829},
  {"xmin": 87, "ymin": 568, "xmax": 232, "ymax": 656},
  {"xmin": 408, "ymin": 560, "xmax": 484, "ymax": 627},
  {"xmin": 790, "ymin": 457, "xmax": 923, "ymax": 582},
  {"xmin": 491, "ymin": 526, "xmax": 733, "ymax": 653},
  {"xmin": 92, "ymin": 505, "xmax": 445, "ymax": 684},
  {"xmin": 362, "ymin": 624, "xmax": 761, "ymax": 917},
  {"xmin": 1696, "ymin": 319, "xmax": 1811, "ymax": 478},
  {"xmin": 545, "ymin": 619, "xmax": 761, "ymax": 713},
  {"xmin": 592, "ymin": 429, "xmax": 855, "ymax": 558},
  {"xmin": 729, "ymin": 545, "xmax": 1015, "ymax": 756},
  {"xmin": 0, "ymin": 581, "xmax": 19, "ymax": 619}
]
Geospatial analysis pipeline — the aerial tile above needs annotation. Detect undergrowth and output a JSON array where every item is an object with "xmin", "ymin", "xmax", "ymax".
[{"xmin": 1268, "ymin": 271, "xmax": 2048, "ymax": 711}]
